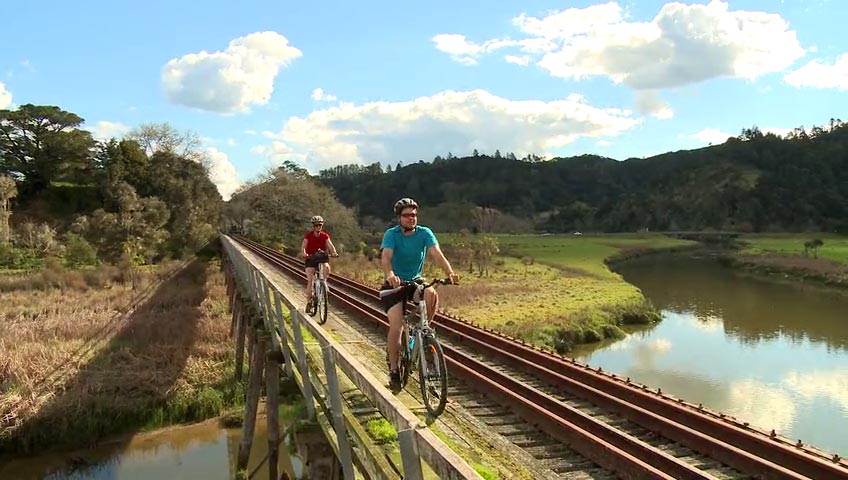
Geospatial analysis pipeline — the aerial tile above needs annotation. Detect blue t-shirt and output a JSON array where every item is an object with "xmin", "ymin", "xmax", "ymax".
[{"xmin": 380, "ymin": 225, "xmax": 438, "ymax": 281}]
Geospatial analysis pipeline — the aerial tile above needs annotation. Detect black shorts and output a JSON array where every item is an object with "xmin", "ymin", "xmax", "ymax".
[
  {"xmin": 305, "ymin": 254, "xmax": 329, "ymax": 269},
  {"xmin": 378, "ymin": 278, "xmax": 422, "ymax": 312}
]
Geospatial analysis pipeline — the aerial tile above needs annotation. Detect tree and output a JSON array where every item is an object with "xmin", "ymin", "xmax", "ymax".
[
  {"xmin": 277, "ymin": 160, "xmax": 310, "ymax": 180},
  {"xmin": 494, "ymin": 149, "xmax": 502, "ymax": 159},
  {"xmin": 74, "ymin": 182, "xmax": 170, "ymax": 263},
  {"xmin": 0, "ymin": 175, "xmax": 16, "ymax": 244},
  {"xmin": 17, "ymin": 222, "xmax": 61, "ymax": 256},
  {"xmin": 471, "ymin": 206, "xmax": 501, "ymax": 233},
  {"xmin": 0, "ymin": 104, "xmax": 96, "ymax": 195},
  {"xmin": 471, "ymin": 236, "xmax": 499, "ymax": 277},
  {"xmin": 96, "ymin": 139, "xmax": 151, "ymax": 200},
  {"xmin": 521, "ymin": 256, "xmax": 534, "ymax": 277},
  {"xmin": 145, "ymin": 151, "xmax": 221, "ymax": 257},
  {"xmin": 125, "ymin": 122, "xmax": 204, "ymax": 163},
  {"xmin": 225, "ymin": 166, "xmax": 361, "ymax": 255},
  {"xmin": 472, "ymin": 149, "xmax": 479, "ymax": 158}
]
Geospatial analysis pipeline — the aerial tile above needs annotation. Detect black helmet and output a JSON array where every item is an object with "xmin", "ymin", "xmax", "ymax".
[{"xmin": 393, "ymin": 197, "xmax": 419, "ymax": 215}]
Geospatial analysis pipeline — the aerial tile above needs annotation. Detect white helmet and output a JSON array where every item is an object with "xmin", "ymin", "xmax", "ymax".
[
  {"xmin": 310, "ymin": 215, "xmax": 324, "ymax": 224},
  {"xmin": 393, "ymin": 197, "xmax": 419, "ymax": 215}
]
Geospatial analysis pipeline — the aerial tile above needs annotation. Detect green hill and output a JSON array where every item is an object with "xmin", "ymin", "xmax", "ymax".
[{"xmin": 318, "ymin": 124, "xmax": 848, "ymax": 234}]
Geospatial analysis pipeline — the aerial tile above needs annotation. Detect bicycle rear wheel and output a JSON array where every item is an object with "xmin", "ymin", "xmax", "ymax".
[
  {"xmin": 317, "ymin": 283, "xmax": 329, "ymax": 324},
  {"xmin": 419, "ymin": 335, "xmax": 448, "ymax": 417}
]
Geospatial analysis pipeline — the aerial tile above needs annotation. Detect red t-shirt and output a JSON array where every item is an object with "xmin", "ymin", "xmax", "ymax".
[{"xmin": 303, "ymin": 231, "xmax": 330, "ymax": 256}]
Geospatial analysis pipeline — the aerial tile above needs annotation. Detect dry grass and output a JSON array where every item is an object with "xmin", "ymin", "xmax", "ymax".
[
  {"xmin": 0, "ymin": 254, "xmax": 240, "ymax": 455},
  {"xmin": 333, "ymin": 255, "xmax": 385, "ymax": 286}
]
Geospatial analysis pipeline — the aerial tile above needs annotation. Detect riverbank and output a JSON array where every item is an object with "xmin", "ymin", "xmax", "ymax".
[
  {"xmin": 0, "ymin": 249, "xmax": 244, "ymax": 456},
  {"xmin": 727, "ymin": 235, "xmax": 848, "ymax": 289},
  {"xmin": 335, "ymin": 234, "xmax": 694, "ymax": 353}
]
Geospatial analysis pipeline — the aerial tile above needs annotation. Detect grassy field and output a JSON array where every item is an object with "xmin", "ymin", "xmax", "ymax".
[
  {"xmin": 335, "ymin": 234, "xmax": 695, "ymax": 351},
  {"xmin": 739, "ymin": 235, "xmax": 848, "ymax": 265},
  {"xmin": 0, "ymin": 252, "xmax": 242, "ymax": 455}
]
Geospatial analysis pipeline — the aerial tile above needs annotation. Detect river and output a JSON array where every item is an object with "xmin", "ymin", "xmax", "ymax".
[
  {"xmin": 0, "ymin": 419, "xmax": 305, "ymax": 480},
  {"xmin": 573, "ymin": 253, "xmax": 848, "ymax": 456}
]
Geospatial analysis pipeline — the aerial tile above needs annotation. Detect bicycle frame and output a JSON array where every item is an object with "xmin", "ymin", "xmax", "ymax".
[
  {"xmin": 313, "ymin": 262, "xmax": 326, "ymax": 301},
  {"xmin": 404, "ymin": 281, "xmax": 440, "ymax": 380}
]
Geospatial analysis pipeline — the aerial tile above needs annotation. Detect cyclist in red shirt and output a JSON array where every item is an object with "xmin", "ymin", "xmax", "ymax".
[{"xmin": 301, "ymin": 215, "xmax": 338, "ymax": 313}]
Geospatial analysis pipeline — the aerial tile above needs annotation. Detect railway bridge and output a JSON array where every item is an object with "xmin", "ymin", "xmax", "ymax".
[{"xmin": 220, "ymin": 234, "xmax": 848, "ymax": 480}]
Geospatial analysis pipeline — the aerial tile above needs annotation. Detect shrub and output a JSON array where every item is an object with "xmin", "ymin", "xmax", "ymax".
[{"xmin": 64, "ymin": 234, "xmax": 98, "ymax": 268}]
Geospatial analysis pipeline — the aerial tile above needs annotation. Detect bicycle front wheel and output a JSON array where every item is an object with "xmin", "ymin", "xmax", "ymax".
[
  {"xmin": 419, "ymin": 336, "xmax": 448, "ymax": 417},
  {"xmin": 317, "ymin": 283, "xmax": 329, "ymax": 324},
  {"xmin": 399, "ymin": 328, "xmax": 411, "ymax": 388}
]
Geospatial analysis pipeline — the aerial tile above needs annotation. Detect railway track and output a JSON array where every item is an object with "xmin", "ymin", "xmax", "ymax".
[{"xmin": 233, "ymin": 235, "xmax": 848, "ymax": 480}]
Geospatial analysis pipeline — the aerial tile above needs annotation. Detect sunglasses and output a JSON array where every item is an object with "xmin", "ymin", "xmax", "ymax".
[
  {"xmin": 313, "ymin": 223, "xmax": 324, "ymax": 227},
  {"xmin": 400, "ymin": 213, "xmax": 417, "ymax": 219}
]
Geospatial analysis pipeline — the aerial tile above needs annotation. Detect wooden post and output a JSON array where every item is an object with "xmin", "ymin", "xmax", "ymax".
[
  {"xmin": 291, "ymin": 310, "xmax": 316, "ymax": 420},
  {"xmin": 238, "ymin": 333, "xmax": 267, "ymax": 471},
  {"xmin": 322, "ymin": 345, "xmax": 355, "ymax": 479},
  {"xmin": 230, "ymin": 297, "xmax": 240, "ymax": 338},
  {"xmin": 398, "ymin": 428, "xmax": 424, "ymax": 480},
  {"xmin": 266, "ymin": 352, "xmax": 280, "ymax": 480},
  {"xmin": 234, "ymin": 301, "xmax": 247, "ymax": 381},
  {"xmin": 273, "ymin": 291, "xmax": 294, "ymax": 378},
  {"xmin": 247, "ymin": 311, "xmax": 256, "ymax": 371}
]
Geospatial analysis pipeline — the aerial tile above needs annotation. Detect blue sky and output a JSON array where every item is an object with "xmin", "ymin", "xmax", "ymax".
[{"xmin": 2, "ymin": 0, "xmax": 846, "ymax": 199}]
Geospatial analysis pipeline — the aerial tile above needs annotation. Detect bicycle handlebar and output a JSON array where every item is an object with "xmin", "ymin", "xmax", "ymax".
[{"xmin": 401, "ymin": 277, "xmax": 458, "ymax": 289}]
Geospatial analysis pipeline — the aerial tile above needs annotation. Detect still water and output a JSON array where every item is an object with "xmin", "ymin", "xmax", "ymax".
[
  {"xmin": 573, "ymin": 254, "xmax": 848, "ymax": 456},
  {"xmin": 0, "ymin": 420, "xmax": 303, "ymax": 480}
]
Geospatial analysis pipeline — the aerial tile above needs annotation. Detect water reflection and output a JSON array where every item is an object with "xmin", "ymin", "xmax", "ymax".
[
  {"xmin": 0, "ymin": 420, "xmax": 300, "ymax": 480},
  {"xmin": 573, "ymin": 254, "xmax": 848, "ymax": 456},
  {"xmin": 619, "ymin": 254, "xmax": 848, "ymax": 351}
]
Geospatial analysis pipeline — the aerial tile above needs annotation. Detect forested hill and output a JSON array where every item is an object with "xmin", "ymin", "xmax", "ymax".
[{"xmin": 318, "ymin": 123, "xmax": 848, "ymax": 234}]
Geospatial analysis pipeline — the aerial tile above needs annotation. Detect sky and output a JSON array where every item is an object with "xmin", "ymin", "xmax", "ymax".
[{"xmin": 2, "ymin": 0, "xmax": 847, "ymax": 200}]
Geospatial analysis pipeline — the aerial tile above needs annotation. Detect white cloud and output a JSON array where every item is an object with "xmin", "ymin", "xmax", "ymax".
[
  {"xmin": 262, "ymin": 130, "xmax": 284, "ymax": 140},
  {"xmin": 0, "ymin": 82, "xmax": 12, "ymax": 109},
  {"xmin": 432, "ymin": 34, "xmax": 527, "ymax": 65},
  {"xmin": 87, "ymin": 120, "xmax": 130, "ymax": 140},
  {"xmin": 597, "ymin": 140, "xmax": 612, "ymax": 147},
  {"xmin": 727, "ymin": 379, "xmax": 796, "ymax": 433},
  {"xmin": 438, "ymin": 1, "xmax": 805, "ymax": 90},
  {"xmin": 244, "ymin": 129, "xmax": 258, "ymax": 135},
  {"xmin": 634, "ymin": 91, "xmax": 673, "ymax": 119},
  {"xmin": 691, "ymin": 128, "xmax": 733, "ymax": 145},
  {"xmin": 311, "ymin": 88, "xmax": 338, "ymax": 102},
  {"xmin": 782, "ymin": 368, "xmax": 848, "ymax": 414},
  {"xmin": 504, "ymin": 55, "xmax": 530, "ymax": 66},
  {"xmin": 162, "ymin": 31, "xmax": 302, "ymax": 113},
  {"xmin": 205, "ymin": 147, "xmax": 241, "ymax": 201},
  {"xmin": 785, "ymin": 53, "xmax": 848, "ymax": 90},
  {"xmin": 227, "ymin": 138, "xmax": 237, "ymax": 146},
  {"xmin": 258, "ymin": 89, "xmax": 640, "ymax": 172},
  {"xmin": 762, "ymin": 127, "xmax": 793, "ymax": 138},
  {"xmin": 432, "ymin": 34, "xmax": 484, "ymax": 65}
]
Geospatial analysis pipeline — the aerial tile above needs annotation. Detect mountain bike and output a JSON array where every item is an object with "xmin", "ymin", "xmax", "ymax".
[
  {"xmin": 306, "ymin": 250, "xmax": 338, "ymax": 324},
  {"xmin": 397, "ymin": 277, "xmax": 455, "ymax": 417}
]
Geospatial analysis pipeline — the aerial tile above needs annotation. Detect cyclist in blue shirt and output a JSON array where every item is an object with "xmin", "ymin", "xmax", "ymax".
[{"xmin": 380, "ymin": 197, "xmax": 458, "ymax": 389}]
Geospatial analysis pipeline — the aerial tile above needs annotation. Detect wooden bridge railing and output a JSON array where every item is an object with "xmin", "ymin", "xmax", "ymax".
[{"xmin": 220, "ymin": 234, "xmax": 480, "ymax": 480}]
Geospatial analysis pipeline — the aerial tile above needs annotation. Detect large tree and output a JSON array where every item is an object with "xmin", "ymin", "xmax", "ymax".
[
  {"xmin": 0, "ymin": 175, "xmax": 17, "ymax": 244},
  {"xmin": 0, "ymin": 104, "xmax": 95, "ymax": 195},
  {"xmin": 73, "ymin": 182, "xmax": 170, "ymax": 263},
  {"xmin": 145, "ymin": 151, "xmax": 222, "ymax": 256},
  {"xmin": 226, "ymin": 165, "xmax": 361, "ymax": 253},
  {"xmin": 125, "ymin": 122, "xmax": 205, "ymax": 164}
]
